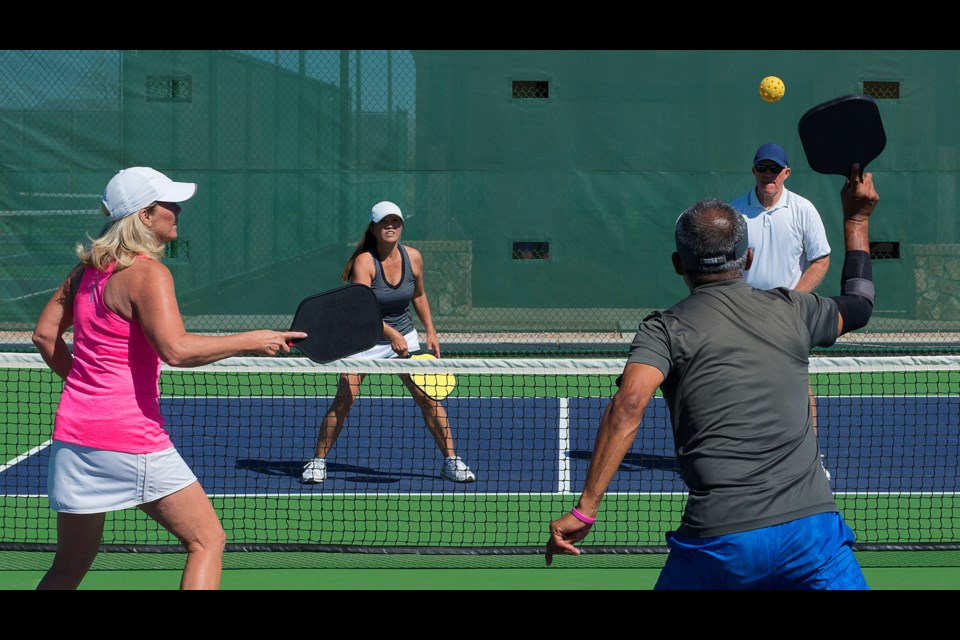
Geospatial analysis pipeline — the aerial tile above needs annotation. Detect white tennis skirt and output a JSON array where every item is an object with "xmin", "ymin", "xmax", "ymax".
[
  {"xmin": 47, "ymin": 441, "xmax": 197, "ymax": 514},
  {"xmin": 346, "ymin": 330, "xmax": 420, "ymax": 359}
]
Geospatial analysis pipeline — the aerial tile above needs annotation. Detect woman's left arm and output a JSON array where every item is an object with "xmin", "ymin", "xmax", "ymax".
[{"xmin": 408, "ymin": 248, "xmax": 440, "ymax": 358}]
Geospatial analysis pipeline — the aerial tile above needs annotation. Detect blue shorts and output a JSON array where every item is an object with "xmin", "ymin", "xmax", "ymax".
[{"xmin": 654, "ymin": 512, "xmax": 868, "ymax": 590}]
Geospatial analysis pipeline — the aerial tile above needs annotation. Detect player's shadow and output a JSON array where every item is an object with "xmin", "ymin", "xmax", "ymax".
[
  {"xmin": 235, "ymin": 459, "xmax": 433, "ymax": 484},
  {"xmin": 568, "ymin": 450, "xmax": 680, "ymax": 474}
]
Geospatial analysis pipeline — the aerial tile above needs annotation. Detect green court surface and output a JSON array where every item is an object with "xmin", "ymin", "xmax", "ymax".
[
  {"xmin": 2, "ymin": 552, "xmax": 959, "ymax": 589},
  {"xmin": 3, "ymin": 494, "xmax": 958, "ymax": 549}
]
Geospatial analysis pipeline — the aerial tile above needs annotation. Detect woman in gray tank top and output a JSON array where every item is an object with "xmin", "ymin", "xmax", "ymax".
[{"xmin": 302, "ymin": 201, "xmax": 476, "ymax": 484}]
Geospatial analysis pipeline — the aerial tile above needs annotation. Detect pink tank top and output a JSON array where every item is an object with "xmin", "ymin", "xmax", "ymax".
[{"xmin": 53, "ymin": 259, "xmax": 171, "ymax": 453}]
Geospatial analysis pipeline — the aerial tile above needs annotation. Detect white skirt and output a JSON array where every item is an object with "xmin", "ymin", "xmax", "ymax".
[
  {"xmin": 346, "ymin": 330, "xmax": 421, "ymax": 359},
  {"xmin": 47, "ymin": 441, "xmax": 197, "ymax": 514}
]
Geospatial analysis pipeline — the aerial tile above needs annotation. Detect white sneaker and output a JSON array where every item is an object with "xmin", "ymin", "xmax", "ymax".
[
  {"xmin": 440, "ymin": 456, "xmax": 476, "ymax": 483},
  {"xmin": 820, "ymin": 454, "xmax": 832, "ymax": 482},
  {"xmin": 302, "ymin": 458, "xmax": 327, "ymax": 483}
]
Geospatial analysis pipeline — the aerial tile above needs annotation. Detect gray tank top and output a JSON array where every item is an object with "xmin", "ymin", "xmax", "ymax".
[{"xmin": 370, "ymin": 244, "xmax": 415, "ymax": 342}]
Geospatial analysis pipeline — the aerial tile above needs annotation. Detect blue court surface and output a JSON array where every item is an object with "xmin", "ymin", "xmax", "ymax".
[{"xmin": 3, "ymin": 396, "xmax": 958, "ymax": 495}]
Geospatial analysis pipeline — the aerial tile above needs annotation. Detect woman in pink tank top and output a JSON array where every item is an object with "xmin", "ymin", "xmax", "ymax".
[{"xmin": 31, "ymin": 167, "xmax": 305, "ymax": 590}]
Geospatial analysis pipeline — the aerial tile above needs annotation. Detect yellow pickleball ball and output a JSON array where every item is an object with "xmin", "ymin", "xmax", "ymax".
[{"xmin": 759, "ymin": 76, "xmax": 785, "ymax": 102}]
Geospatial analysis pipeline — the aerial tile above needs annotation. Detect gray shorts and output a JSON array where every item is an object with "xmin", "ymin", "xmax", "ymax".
[{"xmin": 47, "ymin": 441, "xmax": 198, "ymax": 514}]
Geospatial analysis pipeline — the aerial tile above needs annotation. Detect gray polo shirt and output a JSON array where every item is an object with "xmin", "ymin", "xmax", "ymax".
[{"xmin": 627, "ymin": 278, "xmax": 839, "ymax": 538}]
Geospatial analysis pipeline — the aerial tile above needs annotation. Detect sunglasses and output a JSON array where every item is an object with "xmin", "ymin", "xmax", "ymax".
[{"xmin": 754, "ymin": 164, "xmax": 784, "ymax": 174}]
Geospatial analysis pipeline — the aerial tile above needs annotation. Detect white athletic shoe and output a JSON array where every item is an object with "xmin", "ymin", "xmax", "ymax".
[
  {"xmin": 820, "ymin": 454, "xmax": 832, "ymax": 482},
  {"xmin": 440, "ymin": 456, "xmax": 476, "ymax": 483},
  {"xmin": 302, "ymin": 458, "xmax": 327, "ymax": 483}
]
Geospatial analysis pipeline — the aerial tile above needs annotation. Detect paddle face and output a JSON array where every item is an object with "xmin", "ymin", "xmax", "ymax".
[
  {"xmin": 289, "ymin": 284, "xmax": 382, "ymax": 363},
  {"xmin": 798, "ymin": 94, "xmax": 886, "ymax": 176},
  {"xmin": 409, "ymin": 354, "xmax": 457, "ymax": 401}
]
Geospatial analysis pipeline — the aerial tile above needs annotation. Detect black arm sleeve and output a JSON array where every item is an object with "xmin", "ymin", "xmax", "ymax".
[
  {"xmin": 829, "ymin": 250, "xmax": 874, "ymax": 333},
  {"xmin": 830, "ymin": 294, "xmax": 872, "ymax": 333}
]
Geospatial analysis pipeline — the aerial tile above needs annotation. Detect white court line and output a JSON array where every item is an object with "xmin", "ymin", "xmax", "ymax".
[
  {"xmin": 200, "ymin": 491, "xmax": 960, "ymax": 498},
  {"xmin": 208, "ymin": 491, "xmax": 688, "ymax": 498},
  {"xmin": 1, "ymin": 439, "xmax": 52, "ymax": 473},
  {"xmin": 16, "ymin": 491, "xmax": 691, "ymax": 499},
  {"xmin": 3, "ymin": 289, "xmax": 57, "ymax": 302},
  {"xmin": 558, "ymin": 397, "xmax": 571, "ymax": 495},
  {"xmin": 10, "ymin": 490, "xmax": 960, "ymax": 498}
]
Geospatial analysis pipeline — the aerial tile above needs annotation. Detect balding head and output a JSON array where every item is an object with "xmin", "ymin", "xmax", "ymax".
[{"xmin": 674, "ymin": 198, "xmax": 749, "ymax": 280}]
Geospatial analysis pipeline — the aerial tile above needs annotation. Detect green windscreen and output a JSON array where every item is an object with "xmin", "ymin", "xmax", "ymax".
[{"xmin": 1, "ymin": 50, "xmax": 957, "ymax": 354}]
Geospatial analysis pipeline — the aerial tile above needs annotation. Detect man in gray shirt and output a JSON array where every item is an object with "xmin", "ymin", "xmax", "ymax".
[{"xmin": 546, "ymin": 166, "xmax": 879, "ymax": 589}]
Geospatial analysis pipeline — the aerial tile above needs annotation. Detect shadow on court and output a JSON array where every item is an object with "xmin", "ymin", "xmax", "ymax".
[
  {"xmin": 569, "ymin": 450, "xmax": 680, "ymax": 474},
  {"xmin": 235, "ymin": 459, "xmax": 438, "ymax": 484}
]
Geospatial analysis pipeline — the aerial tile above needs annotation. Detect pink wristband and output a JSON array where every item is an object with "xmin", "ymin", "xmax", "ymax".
[{"xmin": 570, "ymin": 506, "xmax": 597, "ymax": 524}]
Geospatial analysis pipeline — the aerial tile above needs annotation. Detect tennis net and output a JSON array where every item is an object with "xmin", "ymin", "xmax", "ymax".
[{"xmin": 2, "ymin": 353, "xmax": 959, "ymax": 554}]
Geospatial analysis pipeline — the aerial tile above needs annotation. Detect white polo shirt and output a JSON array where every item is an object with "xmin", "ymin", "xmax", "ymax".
[{"xmin": 730, "ymin": 187, "xmax": 831, "ymax": 291}]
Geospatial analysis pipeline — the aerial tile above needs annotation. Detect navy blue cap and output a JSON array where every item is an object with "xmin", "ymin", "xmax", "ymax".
[{"xmin": 754, "ymin": 143, "xmax": 789, "ymax": 167}]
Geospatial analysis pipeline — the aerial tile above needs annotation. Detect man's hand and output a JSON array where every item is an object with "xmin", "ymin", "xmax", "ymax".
[
  {"xmin": 841, "ymin": 163, "xmax": 879, "ymax": 222},
  {"xmin": 545, "ymin": 512, "xmax": 594, "ymax": 566}
]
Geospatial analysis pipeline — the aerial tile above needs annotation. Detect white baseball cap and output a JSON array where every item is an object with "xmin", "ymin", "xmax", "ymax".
[
  {"xmin": 101, "ymin": 167, "xmax": 197, "ymax": 221},
  {"xmin": 370, "ymin": 201, "xmax": 403, "ymax": 223}
]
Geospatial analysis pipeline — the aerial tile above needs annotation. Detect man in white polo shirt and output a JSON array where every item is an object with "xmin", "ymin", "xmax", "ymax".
[
  {"xmin": 731, "ymin": 142, "xmax": 832, "ymax": 480},
  {"xmin": 731, "ymin": 143, "xmax": 831, "ymax": 292}
]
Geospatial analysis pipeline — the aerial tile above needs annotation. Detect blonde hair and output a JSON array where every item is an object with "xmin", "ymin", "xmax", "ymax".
[{"xmin": 77, "ymin": 204, "xmax": 165, "ymax": 271}]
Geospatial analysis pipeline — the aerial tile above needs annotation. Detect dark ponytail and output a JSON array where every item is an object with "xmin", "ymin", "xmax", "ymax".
[{"xmin": 341, "ymin": 225, "xmax": 377, "ymax": 281}]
